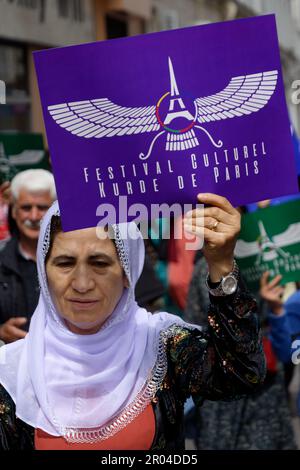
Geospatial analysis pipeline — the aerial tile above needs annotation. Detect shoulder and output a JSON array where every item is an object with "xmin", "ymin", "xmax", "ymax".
[
  {"xmin": 0, "ymin": 383, "xmax": 14, "ymax": 409},
  {"xmin": 0, "ymin": 238, "xmax": 10, "ymax": 253},
  {"xmin": 285, "ymin": 290, "xmax": 300, "ymax": 310},
  {"xmin": 0, "ymin": 384, "xmax": 15, "ymax": 431},
  {"xmin": 284, "ymin": 291, "xmax": 300, "ymax": 334},
  {"xmin": 163, "ymin": 324, "xmax": 206, "ymax": 363},
  {"xmin": 0, "ymin": 384, "xmax": 34, "ymax": 450},
  {"xmin": 164, "ymin": 324, "xmax": 193, "ymax": 344},
  {"xmin": 158, "ymin": 321, "xmax": 204, "ymax": 345},
  {"xmin": 0, "ymin": 238, "xmax": 14, "ymax": 260},
  {"xmin": 0, "ymin": 238, "xmax": 18, "ymax": 275}
]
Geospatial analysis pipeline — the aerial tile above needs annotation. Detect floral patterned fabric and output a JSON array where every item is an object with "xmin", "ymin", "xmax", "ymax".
[{"xmin": 0, "ymin": 277, "xmax": 265, "ymax": 450}]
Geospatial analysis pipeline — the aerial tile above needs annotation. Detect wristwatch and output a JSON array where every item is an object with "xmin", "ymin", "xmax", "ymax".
[{"xmin": 206, "ymin": 260, "xmax": 239, "ymax": 297}]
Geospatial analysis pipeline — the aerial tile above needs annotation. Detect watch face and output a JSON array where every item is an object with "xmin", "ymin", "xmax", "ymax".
[{"xmin": 222, "ymin": 275, "xmax": 238, "ymax": 295}]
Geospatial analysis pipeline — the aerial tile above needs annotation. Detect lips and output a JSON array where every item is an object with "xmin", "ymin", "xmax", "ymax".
[{"xmin": 67, "ymin": 299, "xmax": 99, "ymax": 310}]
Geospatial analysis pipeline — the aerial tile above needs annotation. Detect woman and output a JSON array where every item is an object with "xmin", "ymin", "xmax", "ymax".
[{"xmin": 0, "ymin": 193, "xmax": 265, "ymax": 450}]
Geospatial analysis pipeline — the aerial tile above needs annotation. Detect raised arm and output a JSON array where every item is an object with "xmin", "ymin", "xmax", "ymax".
[{"xmin": 167, "ymin": 194, "xmax": 266, "ymax": 402}]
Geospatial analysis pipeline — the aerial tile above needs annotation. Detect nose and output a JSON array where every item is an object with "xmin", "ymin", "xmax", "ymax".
[
  {"xmin": 71, "ymin": 265, "xmax": 95, "ymax": 293},
  {"xmin": 28, "ymin": 206, "xmax": 41, "ymax": 221}
]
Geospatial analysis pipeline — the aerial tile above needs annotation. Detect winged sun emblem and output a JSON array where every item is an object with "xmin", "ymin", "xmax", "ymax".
[
  {"xmin": 48, "ymin": 58, "xmax": 278, "ymax": 160},
  {"xmin": 235, "ymin": 220, "xmax": 300, "ymax": 265}
]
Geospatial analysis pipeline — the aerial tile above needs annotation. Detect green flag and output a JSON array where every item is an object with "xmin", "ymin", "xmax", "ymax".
[
  {"xmin": 0, "ymin": 132, "xmax": 50, "ymax": 184},
  {"xmin": 235, "ymin": 199, "xmax": 300, "ymax": 291}
]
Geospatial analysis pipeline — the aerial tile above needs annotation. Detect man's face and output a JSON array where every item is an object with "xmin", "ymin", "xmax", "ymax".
[{"xmin": 12, "ymin": 189, "xmax": 53, "ymax": 241}]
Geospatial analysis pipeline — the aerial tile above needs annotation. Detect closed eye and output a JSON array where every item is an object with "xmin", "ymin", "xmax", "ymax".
[
  {"xmin": 91, "ymin": 261, "xmax": 110, "ymax": 268},
  {"xmin": 55, "ymin": 261, "xmax": 75, "ymax": 268}
]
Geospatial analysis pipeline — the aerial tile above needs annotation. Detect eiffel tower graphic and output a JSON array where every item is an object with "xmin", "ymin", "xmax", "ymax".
[
  {"xmin": 164, "ymin": 57, "xmax": 194, "ymax": 124},
  {"xmin": 256, "ymin": 220, "xmax": 289, "ymax": 264},
  {"xmin": 163, "ymin": 58, "xmax": 199, "ymax": 151}
]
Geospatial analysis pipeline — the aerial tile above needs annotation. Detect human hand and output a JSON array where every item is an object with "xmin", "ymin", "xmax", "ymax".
[
  {"xmin": 0, "ymin": 317, "xmax": 28, "ymax": 343},
  {"xmin": 260, "ymin": 272, "xmax": 284, "ymax": 316},
  {"xmin": 183, "ymin": 193, "xmax": 241, "ymax": 282}
]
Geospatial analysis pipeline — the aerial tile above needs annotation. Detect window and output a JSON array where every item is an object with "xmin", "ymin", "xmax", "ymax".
[
  {"xmin": 0, "ymin": 43, "xmax": 30, "ymax": 132},
  {"xmin": 148, "ymin": 6, "xmax": 179, "ymax": 32},
  {"xmin": 106, "ymin": 14, "xmax": 128, "ymax": 39},
  {"xmin": 56, "ymin": 0, "xmax": 85, "ymax": 22},
  {"xmin": 291, "ymin": 0, "xmax": 300, "ymax": 30}
]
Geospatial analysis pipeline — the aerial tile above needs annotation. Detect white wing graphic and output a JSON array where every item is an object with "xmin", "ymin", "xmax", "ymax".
[
  {"xmin": 48, "ymin": 99, "xmax": 159, "ymax": 139},
  {"xmin": 235, "ymin": 222, "xmax": 300, "ymax": 259},
  {"xmin": 234, "ymin": 240, "xmax": 260, "ymax": 259},
  {"xmin": 273, "ymin": 223, "xmax": 300, "ymax": 247},
  {"xmin": 195, "ymin": 70, "xmax": 278, "ymax": 123}
]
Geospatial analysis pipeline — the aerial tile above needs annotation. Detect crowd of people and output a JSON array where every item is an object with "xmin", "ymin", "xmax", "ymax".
[{"xmin": 0, "ymin": 169, "xmax": 299, "ymax": 450}]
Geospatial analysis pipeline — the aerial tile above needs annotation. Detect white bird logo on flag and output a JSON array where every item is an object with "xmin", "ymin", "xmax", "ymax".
[{"xmin": 235, "ymin": 220, "xmax": 300, "ymax": 265}]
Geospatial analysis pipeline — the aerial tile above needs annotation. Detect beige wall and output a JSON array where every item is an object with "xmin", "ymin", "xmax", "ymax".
[
  {"xmin": 28, "ymin": 47, "xmax": 47, "ymax": 144},
  {"xmin": 0, "ymin": 0, "xmax": 96, "ymax": 47},
  {"xmin": 94, "ymin": 0, "xmax": 109, "ymax": 41},
  {"xmin": 128, "ymin": 16, "xmax": 145, "ymax": 36},
  {"xmin": 148, "ymin": 0, "xmax": 225, "ymax": 32},
  {"xmin": 107, "ymin": 0, "xmax": 151, "ymax": 20}
]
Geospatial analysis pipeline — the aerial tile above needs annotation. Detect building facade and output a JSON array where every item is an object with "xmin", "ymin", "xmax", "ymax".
[
  {"xmin": 236, "ymin": 0, "xmax": 300, "ymax": 131},
  {"xmin": 0, "ymin": 0, "xmax": 96, "ymax": 135},
  {"xmin": 0, "ymin": 0, "xmax": 151, "ymax": 136}
]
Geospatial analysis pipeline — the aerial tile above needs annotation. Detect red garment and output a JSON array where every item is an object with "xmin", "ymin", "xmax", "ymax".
[
  {"xmin": 35, "ymin": 404, "xmax": 155, "ymax": 450},
  {"xmin": 262, "ymin": 336, "xmax": 278, "ymax": 373},
  {"xmin": 0, "ymin": 202, "xmax": 9, "ymax": 241},
  {"xmin": 168, "ymin": 217, "xmax": 197, "ymax": 310}
]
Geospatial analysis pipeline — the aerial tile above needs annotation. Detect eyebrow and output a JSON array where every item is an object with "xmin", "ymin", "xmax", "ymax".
[{"xmin": 51, "ymin": 253, "xmax": 114, "ymax": 263}]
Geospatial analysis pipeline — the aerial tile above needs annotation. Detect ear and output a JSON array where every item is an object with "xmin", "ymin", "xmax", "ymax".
[
  {"xmin": 11, "ymin": 204, "xmax": 17, "ymax": 220},
  {"xmin": 123, "ymin": 275, "xmax": 130, "ymax": 289}
]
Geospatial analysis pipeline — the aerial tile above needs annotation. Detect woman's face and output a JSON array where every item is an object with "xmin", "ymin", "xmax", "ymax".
[{"xmin": 46, "ymin": 227, "xmax": 127, "ymax": 334}]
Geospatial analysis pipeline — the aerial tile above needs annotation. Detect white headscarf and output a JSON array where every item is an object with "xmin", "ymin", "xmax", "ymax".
[{"xmin": 0, "ymin": 201, "xmax": 194, "ymax": 443}]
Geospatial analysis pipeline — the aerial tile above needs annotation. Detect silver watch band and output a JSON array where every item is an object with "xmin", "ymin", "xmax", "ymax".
[{"xmin": 205, "ymin": 260, "xmax": 239, "ymax": 297}]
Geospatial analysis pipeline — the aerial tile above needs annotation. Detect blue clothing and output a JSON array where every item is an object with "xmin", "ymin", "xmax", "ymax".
[
  {"xmin": 268, "ymin": 312, "xmax": 293, "ymax": 364},
  {"xmin": 292, "ymin": 124, "xmax": 300, "ymax": 175},
  {"xmin": 269, "ymin": 291, "xmax": 300, "ymax": 362},
  {"xmin": 247, "ymin": 194, "xmax": 300, "ymax": 213},
  {"xmin": 284, "ymin": 291, "xmax": 300, "ymax": 340},
  {"xmin": 268, "ymin": 290, "xmax": 300, "ymax": 414}
]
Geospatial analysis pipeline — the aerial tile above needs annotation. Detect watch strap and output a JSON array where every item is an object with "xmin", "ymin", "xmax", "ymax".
[{"xmin": 206, "ymin": 260, "xmax": 239, "ymax": 297}]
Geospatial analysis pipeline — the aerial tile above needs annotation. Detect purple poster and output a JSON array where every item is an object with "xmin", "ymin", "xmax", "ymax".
[{"xmin": 34, "ymin": 14, "xmax": 298, "ymax": 231}]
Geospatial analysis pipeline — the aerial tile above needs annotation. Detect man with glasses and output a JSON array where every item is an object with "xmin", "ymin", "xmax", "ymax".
[{"xmin": 0, "ymin": 170, "xmax": 56, "ymax": 343}]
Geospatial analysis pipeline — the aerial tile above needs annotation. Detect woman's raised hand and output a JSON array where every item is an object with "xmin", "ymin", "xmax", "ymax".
[{"xmin": 184, "ymin": 193, "xmax": 241, "ymax": 282}]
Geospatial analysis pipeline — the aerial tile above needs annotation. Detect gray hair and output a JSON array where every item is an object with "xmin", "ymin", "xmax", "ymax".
[{"xmin": 11, "ymin": 169, "xmax": 57, "ymax": 201}]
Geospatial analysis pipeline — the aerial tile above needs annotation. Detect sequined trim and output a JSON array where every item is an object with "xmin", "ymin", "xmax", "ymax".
[
  {"xmin": 57, "ymin": 324, "xmax": 187, "ymax": 444},
  {"xmin": 112, "ymin": 224, "xmax": 131, "ymax": 285}
]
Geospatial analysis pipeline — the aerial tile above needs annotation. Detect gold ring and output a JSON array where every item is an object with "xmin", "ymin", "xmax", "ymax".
[{"xmin": 212, "ymin": 220, "xmax": 219, "ymax": 231}]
